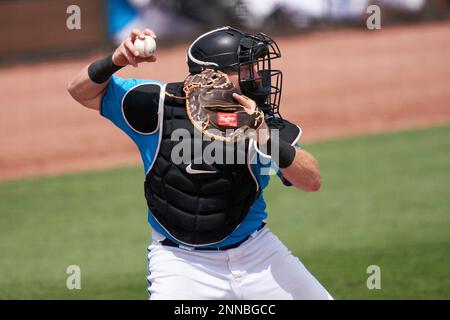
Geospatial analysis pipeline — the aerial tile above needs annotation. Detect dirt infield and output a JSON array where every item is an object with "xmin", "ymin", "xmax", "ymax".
[{"xmin": 1, "ymin": 22, "xmax": 449, "ymax": 181}]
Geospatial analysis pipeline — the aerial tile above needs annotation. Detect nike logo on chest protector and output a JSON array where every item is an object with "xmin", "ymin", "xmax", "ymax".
[{"xmin": 185, "ymin": 163, "xmax": 217, "ymax": 174}]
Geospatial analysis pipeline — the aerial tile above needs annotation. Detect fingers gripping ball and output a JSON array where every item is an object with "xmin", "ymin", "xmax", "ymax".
[
  {"xmin": 183, "ymin": 69, "xmax": 265, "ymax": 142},
  {"xmin": 134, "ymin": 36, "xmax": 157, "ymax": 57}
]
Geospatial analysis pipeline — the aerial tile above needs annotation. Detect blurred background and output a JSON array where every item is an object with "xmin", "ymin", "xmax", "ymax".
[{"xmin": 0, "ymin": 0, "xmax": 449, "ymax": 299}]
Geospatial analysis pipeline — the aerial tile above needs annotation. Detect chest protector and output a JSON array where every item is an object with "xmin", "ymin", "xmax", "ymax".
[{"xmin": 144, "ymin": 82, "xmax": 260, "ymax": 246}]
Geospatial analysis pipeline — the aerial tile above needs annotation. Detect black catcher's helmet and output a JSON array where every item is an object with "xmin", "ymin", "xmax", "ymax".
[{"xmin": 187, "ymin": 26, "xmax": 283, "ymax": 119}]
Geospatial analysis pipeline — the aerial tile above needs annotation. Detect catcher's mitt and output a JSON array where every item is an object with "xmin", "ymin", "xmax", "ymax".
[{"xmin": 183, "ymin": 69, "xmax": 265, "ymax": 142}]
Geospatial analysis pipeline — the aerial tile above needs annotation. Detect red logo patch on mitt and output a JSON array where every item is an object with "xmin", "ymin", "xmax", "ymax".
[{"xmin": 217, "ymin": 113, "xmax": 238, "ymax": 127}]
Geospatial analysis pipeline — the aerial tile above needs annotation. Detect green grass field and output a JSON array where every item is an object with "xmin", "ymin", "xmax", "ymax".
[{"xmin": 1, "ymin": 125, "xmax": 449, "ymax": 299}]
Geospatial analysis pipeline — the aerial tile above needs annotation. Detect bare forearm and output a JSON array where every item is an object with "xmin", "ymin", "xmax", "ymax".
[
  {"xmin": 279, "ymin": 148, "xmax": 321, "ymax": 192},
  {"xmin": 67, "ymin": 28, "xmax": 158, "ymax": 110},
  {"xmin": 67, "ymin": 64, "xmax": 109, "ymax": 110}
]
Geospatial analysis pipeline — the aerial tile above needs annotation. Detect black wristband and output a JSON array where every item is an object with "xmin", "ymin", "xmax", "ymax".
[
  {"xmin": 87, "ymin": 54, "xmax": 123, "ymax": 84},
  {"xmin": 262, "ymin": 137, "xmax": 296, "ymax": 169}
]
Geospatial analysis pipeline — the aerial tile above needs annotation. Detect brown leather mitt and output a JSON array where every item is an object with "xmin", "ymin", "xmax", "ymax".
[{"xmin": 183, "ymin": 68, "xmax": 265, "ymax": 142}]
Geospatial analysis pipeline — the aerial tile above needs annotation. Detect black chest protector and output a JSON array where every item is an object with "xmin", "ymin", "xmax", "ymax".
[{"xmin": 144, "ymin": 82, "xmax": 260, "ymax": 246}]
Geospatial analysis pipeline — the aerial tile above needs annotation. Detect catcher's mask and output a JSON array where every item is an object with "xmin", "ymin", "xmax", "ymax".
[{"xmin": 187, "ymin": 26, "xmax": 283, "ymax": 119}]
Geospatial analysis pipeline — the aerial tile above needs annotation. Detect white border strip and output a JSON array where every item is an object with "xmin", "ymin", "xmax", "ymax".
[
  {"xmin": 247, "ymin": 138, "xmax": 260, "ymax": 192},
  {"xmin": 145, "ymin": 83, "xmax": 167, "ymax": 175},
  {"xmin": 252, "ymin": 124, "xmax": 303, "ymax": 158},
  {"xmin": 291, "ymin": 125, "xmax": 302, "ymax": 146},
  {"xmin": 121, "ymin": 82, "xmax": 163, "ymax": 136},
  {"xmin": 186, "ymin": 26, "xmax": 230, "ymax": 67}
]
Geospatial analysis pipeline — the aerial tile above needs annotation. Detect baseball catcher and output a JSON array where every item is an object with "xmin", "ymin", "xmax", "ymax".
[{"xmin": 68, "ymin": 26, "xmax": 333, "ymax": 300}]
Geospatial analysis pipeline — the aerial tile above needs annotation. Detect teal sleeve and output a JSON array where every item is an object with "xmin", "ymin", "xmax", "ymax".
[{"xmin": 100, "ymin": 75, "xmax": 164, "ymax": 172}]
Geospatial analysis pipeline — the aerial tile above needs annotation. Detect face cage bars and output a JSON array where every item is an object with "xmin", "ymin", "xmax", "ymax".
[{"xmin": 238, "ymin": 32, "xmax": 283, "ymax": 119}]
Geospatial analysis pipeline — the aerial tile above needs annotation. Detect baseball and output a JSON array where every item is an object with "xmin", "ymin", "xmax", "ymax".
[{"xmin": 134, "ymin": 36, "xmax": 157, "ymax": 57}]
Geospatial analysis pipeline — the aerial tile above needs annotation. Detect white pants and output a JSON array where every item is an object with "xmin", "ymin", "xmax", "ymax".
[{"xmin": 147, "ymin": 226, "xmax": 333, "ymax": 300}]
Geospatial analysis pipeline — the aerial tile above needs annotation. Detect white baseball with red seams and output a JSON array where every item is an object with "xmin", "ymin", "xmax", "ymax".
[{"xmin": 134, "ymin": 36, "xmax": 157, "ymax": 57}]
